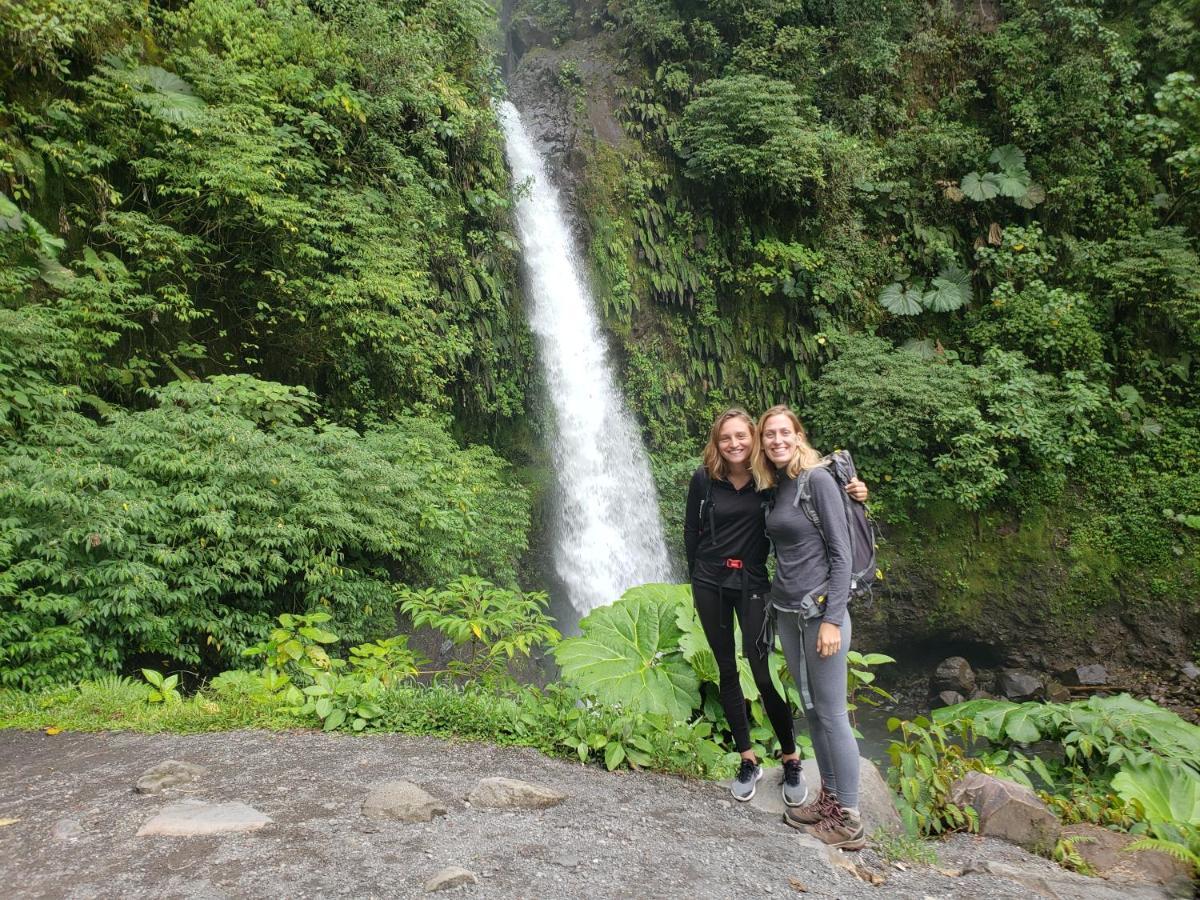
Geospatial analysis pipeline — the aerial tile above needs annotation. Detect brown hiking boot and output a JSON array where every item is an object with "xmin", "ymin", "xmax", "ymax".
[
  {"xmin": 783, "ymin": 786, "xmax": 839, "ymax": 828},
  {"xmin": 803, "ymin": 806, "xmax": 866, "ymax": 851}
]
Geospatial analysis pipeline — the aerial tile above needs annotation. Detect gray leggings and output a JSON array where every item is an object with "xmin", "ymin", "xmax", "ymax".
[{"xmin": 776, "ymin": 611, "xmax": 860, "ymax": 809}]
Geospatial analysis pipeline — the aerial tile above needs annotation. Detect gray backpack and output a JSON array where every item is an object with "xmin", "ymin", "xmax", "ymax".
[{"xmin": 793, "ymin": 449, "xmax": 878, "ymax": 603}]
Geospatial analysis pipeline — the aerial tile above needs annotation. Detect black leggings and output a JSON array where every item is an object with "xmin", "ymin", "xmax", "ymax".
[{"xmin": 692, "ymin": 581, "xmax": 796, "ymax": 756}]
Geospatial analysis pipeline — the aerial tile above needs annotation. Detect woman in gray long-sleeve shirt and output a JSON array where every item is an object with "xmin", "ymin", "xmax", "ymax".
[{"xmin": 754, "ymin": 404, "xmax": 866, "ymax": 851}]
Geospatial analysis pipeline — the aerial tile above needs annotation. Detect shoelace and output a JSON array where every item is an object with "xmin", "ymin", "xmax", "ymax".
[
  {"xmin": 811, "ymin": 804, "xmax": 847, "ymax": 834},
  {"xmin": 819, "ymin": 792, "xmax": 841, "ymax": 819},
  {"xmin": 735, "ymin": 759, "xmax": 757, "ymax": 783},
  {"xmin": 783, "ymin": 760, "xmax": 802, "ymax": 787}
]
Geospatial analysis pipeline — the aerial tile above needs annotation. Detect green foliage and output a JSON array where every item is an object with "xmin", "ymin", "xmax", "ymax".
[
  {"xmin": 879, "ymin": 264, "xmax": 973, "ymax": 316},
  {"xmin": 140, "ymin": 669, "xmax": 182, "ymax": 704},
  {"xmin": 554, "ymin": 582, "xmax": 894, "ymax": 765},
  {"xmin": 554, "ymin": 583, "xmax": 699, "ymax": 721},
  {"xmin": 1136, "ymin": 72, "xmax": 1200, "ymax": 224},
  {"xmin": 0, "ymin": 0, "xmax": 531, "ymax": 426},
  {"xmin": 901, "ymin": 695, "xmax": 1200, "ymax": 867},
  {"xmin": 672, "ymin": 74, "xmax": 864, "ymax": 203},
  {"xmin": 870, "ymin": 829, "xmax": 939, "ymax": 866},
  {"xmin": 808, "ymin": 333, "xmax": 1103, "ymax": 513},
  {"xmin": 886, "ymin": 714, "xmax": 981, "ymax": 836},
  {"xmin": 1112, "ymin": 758, "xmax": 1200, "ymax": 827},
  {"xmin": 845, "ymin": 650, "xmax": 896, "ymax": 732},
  {"xmin": 0, "ymin": 377, "xmax": 531, "ymax": 688},
  {"xmin": 347, "ymin": 636, "xmax": 422, "ymax": 688},
  {"xmin": 397, "ymin": 576, "xmax": 558, "ymax": 685},
  {"xmin": 579, "ymin": 0, "xmax": 1198, "ymax": 636},
  {"xmin": 959, "ymin": 145, "xmax": 1045, "ymax": 208},
  {"xmin": 514, "ymin": 683, "xmax": 730, "ymax": 775},
  {"xmin": 287, "ymin": 669, "xmax": 385, "ymax": 733}
]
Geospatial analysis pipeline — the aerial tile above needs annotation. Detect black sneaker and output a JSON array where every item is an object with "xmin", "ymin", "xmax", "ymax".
[
  {"xmin": 781, "ymin": 759, "xmax": 808, "ymax": 807},
  {"xmin": 730, "ymin": 758, "xmax": 763, "ymax": 802}
]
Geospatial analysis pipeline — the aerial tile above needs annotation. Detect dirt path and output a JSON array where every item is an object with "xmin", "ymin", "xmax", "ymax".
[{"xmin": 0, "ymin": 730, "xmax": 1178, "ymax": 899}]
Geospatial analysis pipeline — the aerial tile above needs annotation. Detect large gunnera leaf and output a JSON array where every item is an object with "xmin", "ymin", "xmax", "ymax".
[
  {"xmin": 1113, "ymin": 758, "xmax": 1200, "ymax": 826},
  {"xmin": 554, "ymin": 583, "xmax": 700, "ymax": 721}
]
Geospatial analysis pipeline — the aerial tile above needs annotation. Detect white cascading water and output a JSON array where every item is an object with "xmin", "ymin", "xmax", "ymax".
[{"xmin": 497, "ymin": 100, "xmax": 673, "ymax": 615}]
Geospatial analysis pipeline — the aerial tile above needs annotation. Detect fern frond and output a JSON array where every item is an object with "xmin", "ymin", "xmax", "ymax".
[{"xmin": 1127, "ymin": 837, "xmax": 1200, "ymax": 868}]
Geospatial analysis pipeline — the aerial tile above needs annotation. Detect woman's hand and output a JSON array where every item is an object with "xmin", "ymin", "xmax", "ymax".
[
  {"xmin": 845, "ymin": 477, "xmax": 868, "ymax": 503},
  {"xmin": 816, "ymin": 621, "xmax": 842, "ymax": 658}
]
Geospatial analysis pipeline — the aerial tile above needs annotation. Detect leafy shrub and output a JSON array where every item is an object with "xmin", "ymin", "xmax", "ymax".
[
  {"xmin": 397, "ymin": 576, "xmax": 558, "ymax": 685},
  {"xmin": 890, "ymin": 695, "xmax": 1200, "ymax": 866},
  {"xmin": 0, "ymin": 378, "xmax": 531, "ymax": 687},
  {"xmin": 808, "ymin": 333, "xmax": 1104, "ymax": 512},
  {"xmin": 671, "ymin": 74, "xmax": 864, "ymax": 202},
  {"xmin": 967, "ymin": 280, "xmax": 1107, "ymax": 377}
]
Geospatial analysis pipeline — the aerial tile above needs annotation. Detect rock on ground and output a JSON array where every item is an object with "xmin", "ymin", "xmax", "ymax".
[
  {"xmin": 1061, "ymin": 664, "xmax": 1108, "ymax": 686},
  {"xmin": 362, "ymin": 780, "xmax": 448, "ymax": 823},
  {"xmin": 423, "ymin": 866, "xmax": 477, "ymax": 892},
  {"xmin": 50, "ymin": 819, "xmax": 83, "ymax": 841},
  {"xmin": 998, "ymin": 669, "xmax": 1043, "ymax": 701},
  {"xmin": 467, "ymin": 777, "xmax": 565, "ymax": 810},
  {"xmin": 962, "ymin": 858, "xmax": 1179, "ymax": 900},
  {"xmin": 135, "ymin": 760, "xmax": 207, "ymax": 795},
  {"xmin": 136, "ymin": 800, "xmax": 271, "ymax": 836},
  {"xmin": 935, "ymin": 690, "xmax": 965, "ymax": 708},
  {"xmin": 933, "ymin": 656, "xmax": 976, "ymax": 694},
  {"xmin": 950, "ymin": 771, "xmax": 1061, "ymax": 853},
  {"xmin": 1062, "ymin": 823, "xmax": 1194, "ymax": 896}
]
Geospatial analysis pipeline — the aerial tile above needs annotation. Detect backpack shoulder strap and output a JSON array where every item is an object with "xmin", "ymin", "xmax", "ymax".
[
  {"xmin": 697, "ymin": 467, "xmax": 716, "ymax": 539},
  {"xmin": 793, "ymin": 467, "xmax": 822, "ymax": 529}
]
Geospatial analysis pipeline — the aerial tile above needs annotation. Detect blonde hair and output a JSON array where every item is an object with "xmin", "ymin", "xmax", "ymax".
[
  {"xmin": 702, "ymin": 408, "xmax": 770, "ymax": 490},
  {"xmin": 753, "ymin": 404, "xmax": 824, "ymax": 485}
]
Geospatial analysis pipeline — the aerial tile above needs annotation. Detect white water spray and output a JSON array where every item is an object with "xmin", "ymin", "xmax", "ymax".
[{"xmin": 497, "ymin": 101, "xmax": 673, "ymax": 615}]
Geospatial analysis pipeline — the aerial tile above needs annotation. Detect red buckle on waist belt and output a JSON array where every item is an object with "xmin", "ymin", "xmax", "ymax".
[{"xmin": 725, "ymin": 558, "xmax": 744, "ymax": 569}]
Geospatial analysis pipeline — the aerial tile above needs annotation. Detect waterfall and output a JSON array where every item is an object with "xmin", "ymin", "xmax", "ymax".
[{"xmin": 497, "ymin": 100, "xmax": 674, "ymax": 616}]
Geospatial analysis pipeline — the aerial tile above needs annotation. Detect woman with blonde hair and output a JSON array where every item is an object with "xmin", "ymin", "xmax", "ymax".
[
  {"xmin": 685, "ymin": 407, "xmax": 865, "ymax": 804},
  {"xmin": 754, "ymin": 404, "xmax": 865, "ymax": 850}
]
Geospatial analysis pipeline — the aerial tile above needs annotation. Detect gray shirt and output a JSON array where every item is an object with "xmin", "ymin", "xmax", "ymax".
[{"xmin": 765, "ymin": 466, "xmax": 852, "ymax": 626}]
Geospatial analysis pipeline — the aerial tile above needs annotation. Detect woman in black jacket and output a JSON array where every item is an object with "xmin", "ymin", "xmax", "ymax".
[{"xmin": 684, "ymin": 407, "xmax": 866, "ymax": 803}]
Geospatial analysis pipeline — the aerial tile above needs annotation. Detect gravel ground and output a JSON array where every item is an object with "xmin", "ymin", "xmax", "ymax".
[{"xmin": 0, "ymin": 729, "xmax": 1180, "ymax": 899}]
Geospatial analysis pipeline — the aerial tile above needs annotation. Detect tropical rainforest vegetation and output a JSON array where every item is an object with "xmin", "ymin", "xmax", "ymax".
[
  {"xmin": 520, "ymin": 0, "xmax": 1199, "ymax": 632},
  {"xmin": 1, "ymin": 0, "xmax": 1199, "ymax": 867},
  {"xmin": 1, "ymin": 0, "xmax": 537, "ymax": 684}
]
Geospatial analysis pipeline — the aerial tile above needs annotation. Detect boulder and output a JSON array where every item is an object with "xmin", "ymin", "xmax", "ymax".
[
  {"xmin": 968, "ymin": 689, "xmax": 994, "ymax": 701},
  {"xmin": 467, "ymin": 777, "xmax": 565, "ymax": 810},
  {"xmin": 1043, "ymin": 679, "xmax": 1072, "ymax": 704},
  {"xmin": 997, "ymin": 669, "xmax": 1043, "ymax": 702},
  {"xmin": 934, "ymin": 690, "xmax": 966, "ymax": 708},
  {"xmin": 135, "ymin": 760, "xmax": 207, "ymax": 795},
  {"xmin": 949, "ymin": 771, "xmax": 1060, "ymax": 853},
  {"xmin": 1063, "ymin": 823, "xmax": 1195, "ymax": 896},
  {"xmin": 1180, "ymin": 662, "xmax": 1199, "ymax": 681},
  {"xmin": 137, "ymin": 801, "xmax": 271, "ymax": 836},
  {"xmin": 423, "ymin": 866, "xmax": 477, "ymax": 893},
  {"xmin": 933, "ymin": 656, "xmax": 976, "ymax": 694},
  {"xmin": 961, "ymin": 858, "xmax": 1174, "ymax": 900},
  {"xmin": 1061, "ymin": 664, "xmax": 1108, "ymax": 687},
  {"xmin": 361, "ymin": 781, "xmax": 447, "ymax": 823},
  {"xmin": 735, "ymin": 757, "xmax": 903, "ymax": 834}
]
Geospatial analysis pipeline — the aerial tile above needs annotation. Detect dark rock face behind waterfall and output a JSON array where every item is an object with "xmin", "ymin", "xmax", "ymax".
[{"xmin": 507, "ymin": 5, "xmax": 627, "ymax": 214}]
